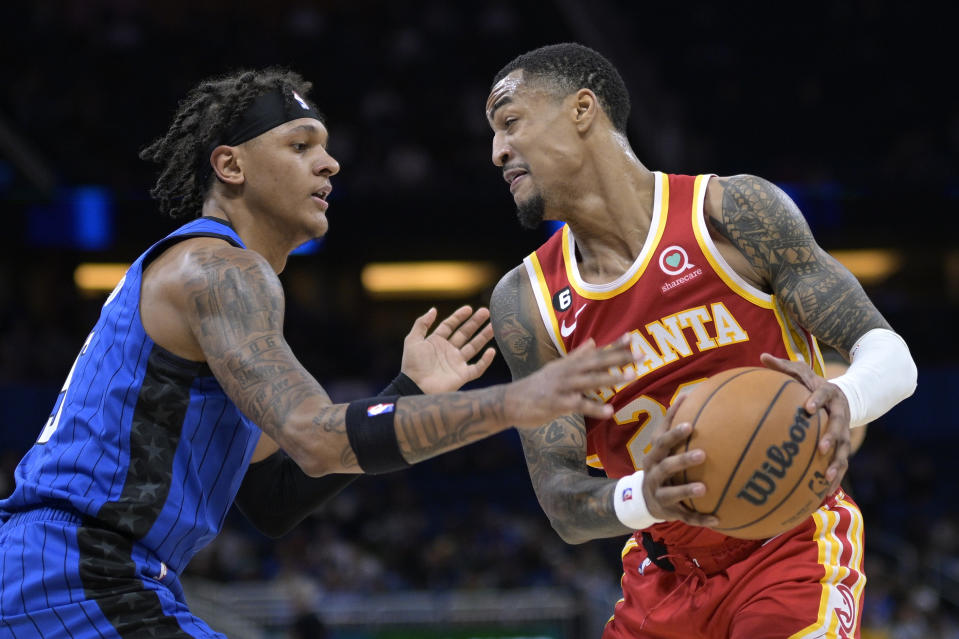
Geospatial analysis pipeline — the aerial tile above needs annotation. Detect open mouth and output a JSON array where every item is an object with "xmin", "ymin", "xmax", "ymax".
[
  {"xmin": 311, "ymin": 185, "xmax": 332, "ymax": 209},
  {"xmin": 503, "ymin": 168, "xmax": 528, "ymax": 193}
]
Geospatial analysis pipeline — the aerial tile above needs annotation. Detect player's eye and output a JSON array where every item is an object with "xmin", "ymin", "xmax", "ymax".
[
  {"xmin": 505, "ymin": 117, "xmax": 517, "ymax": 129},
  {"xmin": 292, "ymin": 142, "xmax": 308, "ymax": 152}
]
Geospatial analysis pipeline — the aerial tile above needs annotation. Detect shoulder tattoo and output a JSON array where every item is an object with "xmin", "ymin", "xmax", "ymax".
[
  {"xmin": 714, "ymin": 175, "xmax": 889, "ymax": 352},
  {"xmin": 490, "ymin": 267, "xmax": 543, "ymax": 379}
]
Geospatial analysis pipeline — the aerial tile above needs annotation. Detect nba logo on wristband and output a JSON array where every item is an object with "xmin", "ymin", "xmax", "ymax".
[
  {"xmin": 367, "ymin": 402, "xmax": 395, "ymax": 416},
  {"xmin": 622, "ymin": 487, "xmax": 633, "ymax": 501}
]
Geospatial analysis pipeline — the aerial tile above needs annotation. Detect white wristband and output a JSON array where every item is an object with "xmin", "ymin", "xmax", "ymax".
[
  {"xmin": 829, "ymin": 328, "xmax": 917, "ymax": 428},
  {"xmin": 613, "ymin": 471, "xmax": 663, "ymax": 530}
]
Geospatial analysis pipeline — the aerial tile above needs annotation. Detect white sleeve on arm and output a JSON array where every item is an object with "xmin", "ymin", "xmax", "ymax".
[{"xmin": 829, "ymin": 328, "xmax": 918, "ymax": 428}]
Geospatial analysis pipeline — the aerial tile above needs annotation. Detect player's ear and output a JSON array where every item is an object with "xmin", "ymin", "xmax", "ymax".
[
  {"xmin": 210, "ymin": 145, "xmax": 244, "ymax": 185},
  {"xmin": 572, "ymin": 88, "xmax": 599, "ymax": 132}
]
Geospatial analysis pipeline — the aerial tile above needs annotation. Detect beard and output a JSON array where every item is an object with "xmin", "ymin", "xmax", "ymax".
[{"xmin": 516, "ymin": 192, "xmax": 545, "ymax": 229}]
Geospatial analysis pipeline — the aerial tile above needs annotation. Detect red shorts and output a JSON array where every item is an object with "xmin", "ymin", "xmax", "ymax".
[{"xmin": 603, "ymin": 491, "xmax": 864, "ymax": 639}]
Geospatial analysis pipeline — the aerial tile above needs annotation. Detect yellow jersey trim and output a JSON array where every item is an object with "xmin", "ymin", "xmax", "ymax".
[
  {"xmin": 523, "ymin": 252, "xmax": 567, "ymax": 355},
  {"xmin": 562, "ymin": 172, "xmax": 670, "ymax": 300},
  {"xmin": 691, "ymin": 174, "xmax": 774, "ymax": 309},
  {"xmin": 771, "ymin": 296, "xmax": 805, "ymax": 364},
  {"xmin": 772, "ymin": 299, "xmax": 826, "ymax": 375},
  {"xmin": 586, "ymin": 454, "xmax": 604, "ymax": 469}
]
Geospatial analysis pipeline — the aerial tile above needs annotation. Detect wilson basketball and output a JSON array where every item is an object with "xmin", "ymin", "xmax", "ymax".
[{"xmin": 672, "ymin": 366, "xmax": 831, "ymax": 540}]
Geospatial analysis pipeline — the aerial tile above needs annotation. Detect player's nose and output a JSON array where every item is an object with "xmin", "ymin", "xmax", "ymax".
[
  {"xmin": 315, "ymin": 148, "xmax": 340, "ymax": 177},
  {"xmin": 492, "ymin": 132, "xmax": 511, "ymax": 167}
]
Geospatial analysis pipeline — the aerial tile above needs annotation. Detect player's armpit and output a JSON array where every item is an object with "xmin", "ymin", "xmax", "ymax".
[{"xmin": 709, "ymin": 174, "xmax": 891, "ymax": 355}]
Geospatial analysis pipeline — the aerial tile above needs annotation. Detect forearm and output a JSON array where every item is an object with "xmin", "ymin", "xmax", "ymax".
[
  {"xmin": 519, "ymin": 418, "xmax": 631, "ymax": 544},
  {"xmin": 829, "ymin": 328, "xmax": 917, "ymax": 427},
  {"xmin": 534, "ymin": 470, "xmax": 632, "ymax": 544},
  {"xmin": 281, "ymin": 384, "xmax": 509, "ymax": 476},
  {"xmin": 393, "ymin": 386, "xmax": 509, "ymax": 464},
  {"xmin": 236, "ymin": 373, "xmax": 426, "ymax": 536},
  {"xmin": 235, "ymin": 453, "xmax": 357, "ymax": 538}
]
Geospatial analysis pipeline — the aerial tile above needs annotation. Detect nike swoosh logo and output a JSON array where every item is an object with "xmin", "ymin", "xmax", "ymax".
[{"xmin": 560, "ymin": 304, "xmax": 588, "ymax": 337}]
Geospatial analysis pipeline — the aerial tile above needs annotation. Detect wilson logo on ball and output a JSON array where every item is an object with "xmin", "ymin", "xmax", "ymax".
[
  {"xmin": 736, "ymin": 408, "xmax": 813, "ymax": 506},
  {"xmin": 670, "ymin": 367, "xmax": 831, "ymax": 540}
]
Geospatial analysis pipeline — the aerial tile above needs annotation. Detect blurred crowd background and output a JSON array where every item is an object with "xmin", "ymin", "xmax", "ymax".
[{"xmin": 1, "ymin": 1, "xmax": 957, "ymax": 638}]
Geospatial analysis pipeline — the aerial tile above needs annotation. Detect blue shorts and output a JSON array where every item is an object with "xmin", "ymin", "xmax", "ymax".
[{"xmin": 0, "ymin": 507, "xmax": 226, "ymax": 638}]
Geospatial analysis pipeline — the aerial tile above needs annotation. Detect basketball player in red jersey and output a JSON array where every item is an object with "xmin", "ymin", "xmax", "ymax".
[{"xmin": 486, "ymin": 43, "xmax": 917, "ymax": 639}]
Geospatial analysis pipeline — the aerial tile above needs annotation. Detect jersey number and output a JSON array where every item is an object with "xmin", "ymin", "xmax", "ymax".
[
  {"xmin": 38, "ymin": 331, "xmax": 95, "ymax": 444},
  {"xmin": 37, "ymin": 273, "xmax": 125, "ymax": 444},
  {"xmin": 612, "ymin": 379, "xmax": 706, "ymax": 470}
]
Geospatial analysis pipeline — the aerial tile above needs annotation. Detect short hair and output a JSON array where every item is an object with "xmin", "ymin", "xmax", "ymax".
[
  {"xmin": 139, "ymin": 68, "xmax": 319, "ymax": 219},
  {"xmin": 492, "ymin": 42, "xmax": 630, "ymax": 132}
]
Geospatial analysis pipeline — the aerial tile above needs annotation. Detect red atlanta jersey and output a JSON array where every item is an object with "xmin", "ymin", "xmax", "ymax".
[{"xmin": 523, "ymin": 172, "xmax": 825, "ymax": 546}]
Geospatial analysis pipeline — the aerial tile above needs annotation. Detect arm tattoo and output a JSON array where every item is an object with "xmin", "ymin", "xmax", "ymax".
[
  {"xmin": 394, "ymin": 387, "xmax": 506, "ymax": 463},
  {"xmin": 490, "ymin": 268, "xmax": 627, "ymax": 542},
  {"xmin": 185, "ymin": 247, "xmax": 329, "ymax": 444},
  {"xmin": 189, "ymin": 246, "xmax": 519, "ymax": 475},
  {"xmin": 306, "ymin": 386, "xmax": 510, "ymax": 469},
  {"xmin": 308, "ymin": 385, "xmax": 510, "ymax": 469},
  {"xmin": 489, "ymin": 268, "xmax": 543, "ymax": 380},
  {"xmin": 714, "ymin": 175, "xmax": 890, "ymax": 355},
  {"xmin": 310, "ymin": 408, "xmax": 356, "ymax": 469}
]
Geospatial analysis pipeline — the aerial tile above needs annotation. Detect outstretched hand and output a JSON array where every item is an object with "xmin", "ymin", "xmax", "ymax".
[
  {"xmin": 760, "ymin": 352, "xmax": 851, "ymax": 494},
  {"xmin": 400, "ymin": 306, "xmax": 497, "ymax": 394},
  {"xmin": 507, "ymin": 335, "xmax": 640, "ymax": 428}
]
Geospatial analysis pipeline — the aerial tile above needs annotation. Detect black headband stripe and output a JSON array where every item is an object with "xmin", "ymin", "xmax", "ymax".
[
  {"xmin": 222, "ymin": 88, "xmax": 323, "ymax": 146},
  {"xmin": 201, "ymin": 88, "xmax": 323, "ymax": 180}
]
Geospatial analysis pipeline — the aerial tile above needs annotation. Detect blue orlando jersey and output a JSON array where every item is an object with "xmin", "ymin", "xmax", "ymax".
[{"xmin": 0, "ymin": 216, "xmax": 261, "ymax": 574}]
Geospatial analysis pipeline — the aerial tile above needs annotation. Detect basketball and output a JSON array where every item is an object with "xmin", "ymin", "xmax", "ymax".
[{"xmin": 672, "ymin": 366, "xmax": 832, "ymax": 540}]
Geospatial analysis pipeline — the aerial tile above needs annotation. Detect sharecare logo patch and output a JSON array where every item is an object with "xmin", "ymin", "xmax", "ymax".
[
  {"xmin": 659, "ymin": 245, "xmax": 702, "ymax": 293},
  {"xmin": 367, "ymin": 403, "xmax": 395, "ymax": 416},
  {"xmin": 622, "ymin": 487, "xmax": 633, "ymax": 502},
  {"xmin": 658, "ymin": 245, "xmax": 695, "ymax": 276}
]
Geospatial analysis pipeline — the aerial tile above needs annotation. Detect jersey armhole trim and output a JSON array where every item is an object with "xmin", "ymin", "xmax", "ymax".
[
  {"xmin": 771, "ymin": 298, "xmax": 826, "ymax": 375},
  {"xmin": 523, "ymin": 254, "xmax": 567, "ymax": 355},
  {"xmin": 136, "ymin": 230, "xmax": 242, "ymax": 378},
  {"xmin": 691, "ymin": 174, "xmax": 774, "ymax": 309},
  {"xmin": 142, "ymin": 232, "xmax": 244, "ymax": 271}
]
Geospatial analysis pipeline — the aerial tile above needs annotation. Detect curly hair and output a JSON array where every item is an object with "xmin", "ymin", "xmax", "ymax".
[
  {"xmin": 139, "ymin": 68, "xmax": 318, "ymax": 219},
  {"xmin": 492, "ymin": 42, "xmax": 631, "ymax": 133}
]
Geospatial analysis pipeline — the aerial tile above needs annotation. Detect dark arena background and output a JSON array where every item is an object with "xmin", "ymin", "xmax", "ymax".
[{"xmin": 1, "ymin": 2, "xmax": 957, "ymax": 637}]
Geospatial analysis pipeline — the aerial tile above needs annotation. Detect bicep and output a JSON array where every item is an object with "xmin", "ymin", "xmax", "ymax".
[
  {"xmin": 489, "ymin": 266, "xmax": 559, "ymax": 380},
  {"xmin": 711, "ymin": 175, "xmax": 891, "ymax": 355},
  {"xmin": 180, "ymin": 247, "xmax": 330, "ymax": 442},
  {"xmin": 490, "ymin": 267, "xmax": 589, "ymax": 480}
]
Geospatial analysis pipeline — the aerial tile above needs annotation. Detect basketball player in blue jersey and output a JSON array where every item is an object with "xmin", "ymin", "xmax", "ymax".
[{"xmin": 0, "ymin": 68, "xmax": 641, "ymax": 638}]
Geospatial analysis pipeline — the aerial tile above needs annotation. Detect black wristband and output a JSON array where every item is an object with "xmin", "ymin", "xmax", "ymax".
[
  {"xmin": 345, "ymin": 396, "xmax": 410, "ymax": 474},
  {"xmin": 381, "ymin": 372, "xmax": 423, "ymax": 396}
]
